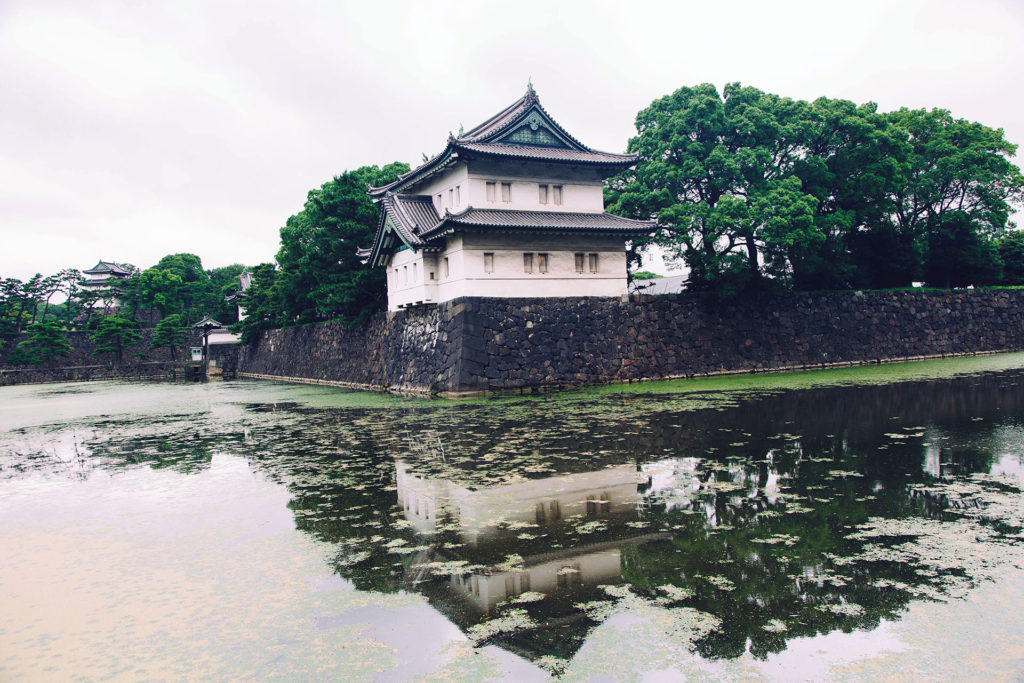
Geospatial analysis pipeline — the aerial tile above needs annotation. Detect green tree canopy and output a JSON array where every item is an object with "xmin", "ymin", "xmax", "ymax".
[
  {"xmin": 230, "ymin": 263, "xmax": 282, "ymax": 344},
  {"xmin": 91, "ymin": 317, "xmax": 142, "ymax": 363},
  {"xmin": 123, "ymin": 253, "xmax": 214, "ymax": 324},
  {"xmin": 275, "ymin": 162, "xmax": 409, "ymax": 325},
  {"xmin": 997, "ymin": 232, "xmax": 1024, "ymax": 285},
  {"xmin": 8, "ymin": 322, "xmax": 72, "ymax": 365},
  {"xmin": 609, "ymin": 83, "xmax": 1023, "ymax": 293},
  {"xmin": 150, "ymin": 314, "xmax": 187, "ymax": 362},
  {"xmin": 608, "ymin": 83, "xmax": 821, "ymax": 293},
  {"xmin": 207, "ymin": 264, "xmax": 246, "ymax": 324}
]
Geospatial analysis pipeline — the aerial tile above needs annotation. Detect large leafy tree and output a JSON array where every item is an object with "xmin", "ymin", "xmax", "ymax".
[
  {"xmin": 150, "ymin": 314, "xmax": 187, "ymax": 362},
  {"xmin": 91, "ymin": 317, "xmax": 142, "ymax": 363},
  {"xmin": 54, "ymin": 269, "xmax": 85, "ymax": 327},
  {"xmin": 997, "ymin": 232, "xmax": 1024, "ymax": 285},
  {"xmin": 0, "ymin": 278, "xmax": 28, "ymax": 336},
  {"xmin": 124, "ymin": 253, "xmax": 213, "ymax": 324},
  {"xmin": 609, "ymin": 83, "xmax": 1023, "ymax": 293},
  {"xmin": 207, "ymin": 264, "xmax": 246, "ymax": 324},
  {"xmin": 275, "ymin": 162, "xmax": 409, "ymax": 324},
  {"xmin": 886, "ymin": 107, "xmax": 1023, "ymax": 287},
  {"xmin": 797, "ymin": 97, "xmax": 910, "ymax": 289},
  {"xmin": 924, "ymin": 210, "xmax": 1003, "ymax": 288},
  {"xmin": 231, "ymin": 262, "xmax": 282, "ymax": 344},
  {"xmin": 607, "ymin": 83, "xmax": 821, "ymax": 293}
]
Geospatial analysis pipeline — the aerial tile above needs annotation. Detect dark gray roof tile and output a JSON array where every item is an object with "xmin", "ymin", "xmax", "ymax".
[
  {"xmin": 456, "ymin": 142, "xmax": 636, "ymax": 165},
  {"xmin": 423, "ymin": 208, "xmax": 654, "ymax": 237},
  {"xmin": 369, "ymin": 86, "xmax": 636, "ymax": 197}
]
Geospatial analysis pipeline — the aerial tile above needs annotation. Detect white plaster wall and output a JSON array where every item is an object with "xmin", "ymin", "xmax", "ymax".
[
  {"xmin": 207, "ymin": 330, "xmax": 240, "ymax": 345},
  {"xmin": 465, "ymin": 176, "xmax": 603, "ymax": 213},
  {"xmin": 386, "ymin": 247, "xmax": 439, "ymax": 310},
  {"xmin": 407, "ymin": 161, "xmax": 605, "ymax": 214},
  {"xmin": 387, "ymin": 237, "xmax": 628, "ymax": 308},
  {"xmin": 415, "ymin": 165, "xmax": 470, "ymax": 215},
  {"xmin": 384, "ymin": 159, "xmax": 630, "ymax": 308},
  {"xmin": 425, "ymin": 232, "xmax": 628, "ymax": 306},
  {"xmin": 455, "ymin": 464, "xmax": 638, "ymax": 544},
  {"xmin": 454, "ymin": 549, "xmax": 624, "ymax": 612}
]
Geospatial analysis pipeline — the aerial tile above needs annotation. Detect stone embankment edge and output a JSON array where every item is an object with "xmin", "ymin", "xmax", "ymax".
[
  {"xmin": 185, "ymin": 291, "xmax": 1024, "ymax": 398},
  {"xmin": 240, "ymin": 348, "xmax": 1015, "ymax": 399},
  {"xmin": 235, "ymin": 371, "xmax": 432, "ymax": 397},
  {"xmin": 0, "ymin": 361, "xmax": 186, "ymax": 387}
]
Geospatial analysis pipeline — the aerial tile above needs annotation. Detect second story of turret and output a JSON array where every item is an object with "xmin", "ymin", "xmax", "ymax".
[{"xmin": 369, "ymin": 83, "xmax": 636, "ymax": 217}]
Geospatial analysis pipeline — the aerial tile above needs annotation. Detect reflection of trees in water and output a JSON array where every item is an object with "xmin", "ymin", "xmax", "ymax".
[
  {"xmin": 332, "ymin": 371, "xmax": 1024, "ymax": 663},
  {"xmin": 10, "ymin": 369, "xmax": 1024, "ymax": 666}
]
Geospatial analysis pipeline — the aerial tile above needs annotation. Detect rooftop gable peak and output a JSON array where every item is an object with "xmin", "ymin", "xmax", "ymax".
[{"xmin": 456, "ymin": 87, "xmax": 589, "ymax": 152}]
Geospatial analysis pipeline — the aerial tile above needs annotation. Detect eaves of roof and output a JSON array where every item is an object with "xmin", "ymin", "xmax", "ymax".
[
  {"xmin": 420, "ymin": 208, "xmax": 655, "ymax": 239},
  {"xmin": 456, "ymin": 142, "xmax": 636, "ymax": 165}
]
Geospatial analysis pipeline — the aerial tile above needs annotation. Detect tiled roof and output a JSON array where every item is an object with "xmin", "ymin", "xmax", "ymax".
[
  {"xmin": 83, "ymin": 260, "xmax": 132, "ymax": 276},
  {"xmin": 362, "ymin": 195, "xmax": 443, "ymax": 266},
  {"xmin": 369, "ymin": 85, "xmax": 636, "ymax": 197},
  {"xmin": 360, "ymin": 200, "xmax": 655, "ymax": 266},
  {"xmin": 362, "ymin": 88, "xmax": 652, "ymax": 266},
  {"xmin": 423, "ymin": 208, "xmax": 654, "ymax": 238},
  {"xmin": 380, "ymin": 194, "xmax": 441, "ymax": 246},
  {"xmin": 457, "ymin": 88, "xmax": 535, "ymax": 142},
  {"xmin": 455, "ymin": 142, "xmax": 635, "ymax": 165},
  {"xmin": 226, "ymin": 270, "xmax": 253, "ymax": 303},
  {"xmin": 193, "ymin": 315, "xmax": 224, "ymax": 329}
]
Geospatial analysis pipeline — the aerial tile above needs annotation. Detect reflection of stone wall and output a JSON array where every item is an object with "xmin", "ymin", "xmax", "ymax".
[{"xmin": 237, "ymin": 290, "xmax": 1024, "ymax": 396}]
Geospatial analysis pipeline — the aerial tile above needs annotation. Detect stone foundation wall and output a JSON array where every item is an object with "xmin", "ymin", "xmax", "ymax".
[
  {"xmin": 236, "ymin": 290, "xmax": 1024, "ymax": 396},
  {"xmin": 237, "ymin": 306, "xmax": 459, "ymax": 395},
  {"xmin": 0, "ymin": 362, "xmax": 187, "ymax": 386}
]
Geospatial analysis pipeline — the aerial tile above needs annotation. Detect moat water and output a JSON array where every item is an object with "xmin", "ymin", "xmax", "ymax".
[{"xmin": 3, "ymin": 355, "xmax": 1024, "ymax": 680}]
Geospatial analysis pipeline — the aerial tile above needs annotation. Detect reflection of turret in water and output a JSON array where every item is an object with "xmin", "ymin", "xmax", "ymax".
[
  {"xmin": 396, "ymin": 461, "xmax": 639, "ymax": 546},
  {"xmin": 446, "ymin": 547, "xmax": 628, "ymax": 615},
  {"xmin": 394, "ymin": 459, "xmax": 669, "ymax": 660}
]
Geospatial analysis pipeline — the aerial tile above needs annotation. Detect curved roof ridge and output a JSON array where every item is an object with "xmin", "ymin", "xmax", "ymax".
[
  {"xmin": 458, "ymin": 87, "xmax": 593, "ymax": 152},
  {"xmin": 368, "ymin": 86, "xmax": 638, "ymax": 197},
  {"xmin": 458, "ymin": 90, "xmax": 533, "ymax": 142},
  {"xmin": 454, "ymin": 142, "xmax": 636, "ymax": 164},
  {"xmin": 520, "ymin": 97, "xmax": 591, "ymax": 151},
  {"xmin": 368, "ymin": 146, "xmax": 453, "ymax": 197}
]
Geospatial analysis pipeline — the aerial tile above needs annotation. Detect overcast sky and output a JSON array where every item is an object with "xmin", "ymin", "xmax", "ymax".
[{"xmin": 2, "ymin": 0, "xmax": 1022, "ymax": 281}]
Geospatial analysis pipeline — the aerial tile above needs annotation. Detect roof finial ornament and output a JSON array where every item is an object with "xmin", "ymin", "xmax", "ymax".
[
  {"xmin": 448, "ymin": 130, "xmax": 455, "ymax": 142},
  {"xmin": 525, "ymin": 77, "xmax": 536, "ymax": 101}
]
